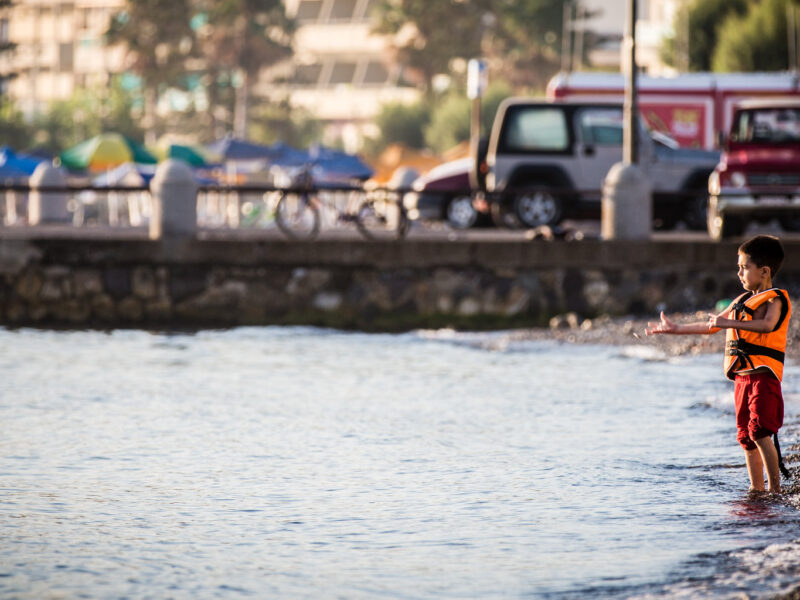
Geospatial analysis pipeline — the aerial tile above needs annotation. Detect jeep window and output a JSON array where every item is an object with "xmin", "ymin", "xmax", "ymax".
[
  {"xmin": 501, "ymin": 107, "xmax": 568, "ymax": 152},
  {"xmin": 732, "ymin": 108, "xmax": 800, "ymax": 144},
  {"xmin": 578, "ymin": 108, "xmax": 623, "ymax": 145}
]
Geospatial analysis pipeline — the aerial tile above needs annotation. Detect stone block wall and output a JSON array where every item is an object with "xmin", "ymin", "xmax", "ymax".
[{"xmin": 2, "ymin": 235, "xmax": 799, "ymax": 331}]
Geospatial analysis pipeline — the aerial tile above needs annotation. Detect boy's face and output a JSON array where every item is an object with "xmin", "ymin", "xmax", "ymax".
[{"xmin": 738, "ymin": 252, "xmax": 770, "ymax": 291}]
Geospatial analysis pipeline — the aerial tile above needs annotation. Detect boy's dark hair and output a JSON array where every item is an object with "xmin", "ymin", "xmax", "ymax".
[{"xmin": 739, "ymin": 235, "xmax": 785, "ymax": 278}]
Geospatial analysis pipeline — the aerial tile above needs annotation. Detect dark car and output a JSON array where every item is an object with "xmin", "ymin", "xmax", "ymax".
[{"xmin": 402, "ymin": 158, "xmax": 487, "ymax": 229}]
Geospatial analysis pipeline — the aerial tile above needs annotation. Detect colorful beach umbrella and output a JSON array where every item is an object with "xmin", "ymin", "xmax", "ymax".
[
  {"xmin": 59, "ymin": 133, "xmax": 157, "ymax": 172},
  {"xmin": 153, "ymin": 143, "xmax": 219, "ymax": 167}
]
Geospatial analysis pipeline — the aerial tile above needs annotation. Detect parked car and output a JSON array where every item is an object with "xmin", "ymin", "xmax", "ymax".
[
  {"xmin": 403, "ymin": 158, "xmax": 487, "ymax": 229},
  {"xmin": 482, "ymin": 99, "xmax": 721, "ymax": 229},
  {"xmin": 707, "ymin": 98, "xmax": 800, "ymax": 240}
]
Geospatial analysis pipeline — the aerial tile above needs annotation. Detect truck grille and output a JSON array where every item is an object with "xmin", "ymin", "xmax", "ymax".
[{"xmin": 748, "ymin": 173, "xmax": 800, "ymax": 186}]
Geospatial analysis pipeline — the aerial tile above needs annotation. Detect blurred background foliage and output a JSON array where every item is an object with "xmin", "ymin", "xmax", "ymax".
[{"xmin": 2, "ymin": 0, "xmax": 800, "ymax": 159}]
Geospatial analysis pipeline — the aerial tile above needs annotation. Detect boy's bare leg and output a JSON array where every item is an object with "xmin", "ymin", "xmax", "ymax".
[
  {"xmin": 744, "ymin": 447, "xmax": 765, "ymax": 491},
  {"xmin": 753, "ymin": 435, "xmax": 782, "ymax": 493}
]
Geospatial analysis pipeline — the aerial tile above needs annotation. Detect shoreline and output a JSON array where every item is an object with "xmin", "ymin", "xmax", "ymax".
[{"xmin": 520, "ymin": 310, "xmax": 800, "ymax": 362}]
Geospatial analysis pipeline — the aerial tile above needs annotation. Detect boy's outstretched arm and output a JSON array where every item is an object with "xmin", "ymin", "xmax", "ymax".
[
  {"xmin": 645, "ymin": 311, "xmax": 719, "ymax": 336},
  {"xmin": 707, "ymin": 297, "xmax": 782, "ymax": 333}
]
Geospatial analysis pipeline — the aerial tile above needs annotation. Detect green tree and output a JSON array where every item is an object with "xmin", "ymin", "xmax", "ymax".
[
  {"xmin": 195, "ymin": 0, "xmax": 294, "ymax": 138},
  {"xmin": 31, "ymin": 83, "xmax": 144, "ymax": 155},
  {"xmin": 249, "ymin": 100, "xmax": 322, "ymax": 148},
  {"xmin": 367, "ymin": 100, "xmax": 430, "ymax": 152},
  {"xmin": 0, "ymin": 0, "xmax": 17, "ymax": 98},
  {"xmin": 372, "ymin": 0, "xmax": 564, "ymax": 96},
  {"xmin": 661, "ymin": 0, "xmax": 748, "ymax": 71},
  {"xmin": 482, "ymin": 0, "xmax": 564, "ymax": 90},
  {"xmin": 106, "ymin": 0, "xmax": 196, "ymax": 143},
  {"xmin": 424, "ymin": 82, "xmax": 512, "ymax": 154},
  {"xmin": 424, "ymin": 93, "xmax": 470, "ymax": 153},
  {"xmin": 0, "ymin": 99, "xmax": 31, "ymax": 150},
  {"xmin": 371, "ymin": 0, "xmax": 485, "ymax": 96},
  {"xmin": 713, "ymin": 0, "xmax": 791, "ymax": 72}
]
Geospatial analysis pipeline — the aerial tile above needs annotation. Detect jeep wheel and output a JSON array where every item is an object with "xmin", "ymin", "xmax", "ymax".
[
  {"xmin": 445, "ymin": 194, "xmax": 478, "ymax": 229},
  {"xmin": 707, "ymin": 198, "xmax": 744, "ymax": 241},
  {"xmin": 490, "ymin": 202, "xmax": 521, "ymax": 229},
  {"xmin": 513, "ymin": 190, "xmax": 563, "ymax": 228}
]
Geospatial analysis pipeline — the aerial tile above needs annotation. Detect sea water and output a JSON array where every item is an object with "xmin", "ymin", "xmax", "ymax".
[{"xmin": 2, "ymin": 326, "xmax": 800, "ymax": 599}]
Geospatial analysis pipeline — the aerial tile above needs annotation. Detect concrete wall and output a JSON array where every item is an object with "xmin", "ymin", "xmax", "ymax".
[{"xmin": 3, "ymin": 234, "xmax": 800, "ymax": 330}]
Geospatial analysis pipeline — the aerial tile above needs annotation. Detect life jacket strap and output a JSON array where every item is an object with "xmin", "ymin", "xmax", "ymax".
[
  {"xmin": 727, "ymin": 339, "xmax": 785, "ymax": 365},
  {"xmin": 774, "ymin": 433, "xmax": 791, "ymax": 480}
]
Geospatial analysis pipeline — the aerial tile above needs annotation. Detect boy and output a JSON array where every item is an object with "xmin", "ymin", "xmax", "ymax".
[{"xmin": 646, "ymin": 235, "xmax": 791, "ymax": 493}]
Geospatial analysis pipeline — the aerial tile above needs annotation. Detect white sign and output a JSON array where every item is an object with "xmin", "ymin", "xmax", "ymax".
[{"xmin": 467, "ymin": 59, "xmax": 488, "ymax": 99}]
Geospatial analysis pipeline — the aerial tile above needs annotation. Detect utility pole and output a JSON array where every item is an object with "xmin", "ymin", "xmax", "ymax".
[
  {"xmin": 561, "ymin": 1, "xmax": 573, "ymax": 72},
  {"xmin": 574, "ymin": 2, "xmax": 584, "ymax": 71},
  {"xmin": 601, "ymin": 0, "xmax": 651, "ymax": 240},
  {"xmin": 623, "ymin": 0, "xmax": 638, "ymax": 164},
  {"xmin": 789, "ymin": 2, "xmax": 798, "ymax": 74}
]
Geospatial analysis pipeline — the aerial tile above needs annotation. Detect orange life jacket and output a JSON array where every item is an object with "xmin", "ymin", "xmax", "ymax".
[{"xmin": 724, "ymin": 288, "xmax": 791, "ymax": 381}]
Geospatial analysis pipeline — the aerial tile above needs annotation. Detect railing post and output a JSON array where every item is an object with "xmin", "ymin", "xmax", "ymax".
[
  {"xmin": 28, "ymin": 163, "xmax": 70, "ymax": 225},
  {"xmin": 149, "ymin": 160, "xmax": 198, "ymax": 240}
]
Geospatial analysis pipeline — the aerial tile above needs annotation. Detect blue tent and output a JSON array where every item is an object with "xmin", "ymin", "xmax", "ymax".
[
  {"xmin": 0, "ymin": 146, "xmax": 46, "ymax": 179},
  {"xmin": 265, "ymin": 141, "xmax": 309, "ymax": 167},
  {"xmin": 206, "ymin": 136, "xmax": 276, "ymax": 161},
  {"xmin": 307, "ymin": 144, "xmax": 373, "ymax": 181}
]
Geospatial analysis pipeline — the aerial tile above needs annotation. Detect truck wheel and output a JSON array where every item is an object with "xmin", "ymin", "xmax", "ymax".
[
  {"xmin": 684, "ymin": 195, "xmax": 707, "ymax": 230},
  {"xmin": 707, "ymin": 198, "xmax": 743, "ymax": 241},
  {"xmin": 779, "ymin": 216, "xmax": 800, "ymax": 232},
  {"xmin": 513, "ymin": 190, "xmax": 563, "ymax": 228},
  {"xmin": 445, "ymin": 194, "xmax": 478, "ymax": 229}
]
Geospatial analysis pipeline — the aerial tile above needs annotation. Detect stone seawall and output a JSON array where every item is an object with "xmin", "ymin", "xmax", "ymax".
[{"xmin": 3, "ymin": 233, "xmax": 800, "ymax": 330}]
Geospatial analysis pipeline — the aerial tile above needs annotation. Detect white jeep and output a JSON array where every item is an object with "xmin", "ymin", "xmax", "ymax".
[{"xmin": 483, "ymin": 99, "xmax": 721, "ymax": 229}]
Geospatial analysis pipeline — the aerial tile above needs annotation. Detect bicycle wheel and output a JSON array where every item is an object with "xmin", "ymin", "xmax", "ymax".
[
  {"xmin": 275, "ymin": 192, "xmax": 320, "ymax": 240},
  {"xmin": 356, "ymin": 197, "xmax": 408, "ymax": 240}
]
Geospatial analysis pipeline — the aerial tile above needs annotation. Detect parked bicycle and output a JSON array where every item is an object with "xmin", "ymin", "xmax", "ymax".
[{"xmin": 274, "ymin": 164, "xmax": 408, "ymax": 241}]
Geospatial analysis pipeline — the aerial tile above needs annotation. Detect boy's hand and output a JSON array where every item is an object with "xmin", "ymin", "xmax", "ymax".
[{"xmin": 645, "ymin": 311, "xmax": 677, "ymax": 335}]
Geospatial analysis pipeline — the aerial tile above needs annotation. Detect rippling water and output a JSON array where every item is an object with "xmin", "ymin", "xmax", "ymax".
[{"xmin": 2, "ymin": 326, "xmax": 800, "ymax": 599}]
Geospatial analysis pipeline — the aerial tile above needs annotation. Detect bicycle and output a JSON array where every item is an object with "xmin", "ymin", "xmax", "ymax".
[{"xmin": 274, "ymin": 165, "xmax": 408, "ymax": 240}]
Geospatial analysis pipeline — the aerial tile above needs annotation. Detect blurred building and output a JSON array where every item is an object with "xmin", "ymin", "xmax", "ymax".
[
  {"xmin": 262, "ymin": 0, "xmax": 420, "ymax": 151},
  {"xmin": 580, "ymin": 0, "xmax": 684, "ymax": 75},
  {"xmin": 4, "ymin": 0, "xmax": 126, "ymax": 119},
  {"xmin": 3, "ymin": 0, "xmax": 419, "ymax": 151}
]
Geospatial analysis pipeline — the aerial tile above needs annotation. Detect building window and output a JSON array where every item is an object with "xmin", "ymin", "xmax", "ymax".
[
  {"xmin": 329, "ymin": 0, "xmax": 358, "ymax": 21},
  {"xmin": 0, "ymin": 19, "xmax": 8, "ymax": 44},
  {"xmin": 329, "ymin": 61, "xmax": 356, "ymax": 85},
  {"xmin": 295, "ymin": 63, "xmax": 322, "ymax": 86},
  {"xmin": 356, "ymin": 0, "xmax": 377, "ymax": 22},
  {"xmin": 362, "ymin": 61, "xmax": 388, "ymax": 85},
  {"xmin": 59, "ymin": 42, "xmax": 73, "ymax": 72},
  {"xmin": 296, "ymin": 0, "xmax": 323, "ymax": 22}
]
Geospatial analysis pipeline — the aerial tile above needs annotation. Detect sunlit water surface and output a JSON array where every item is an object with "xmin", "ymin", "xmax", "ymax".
[{"xmin": 3, "ymin": 327, "xmax": 800, "ymax": 599}]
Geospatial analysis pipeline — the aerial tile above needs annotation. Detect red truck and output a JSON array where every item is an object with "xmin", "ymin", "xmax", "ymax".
[
  {"xmin": 547, "ymin": 71, "xmax": 800, "ymax": 150},
  {"xmin": 707, "ymin": 98, "xmax": 800, "ymax": 241}
]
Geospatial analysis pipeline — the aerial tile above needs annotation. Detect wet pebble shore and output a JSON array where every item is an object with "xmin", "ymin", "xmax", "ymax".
[{"xmin": 516, "ymin": 311, "xmax": 800, "ymax": 362}]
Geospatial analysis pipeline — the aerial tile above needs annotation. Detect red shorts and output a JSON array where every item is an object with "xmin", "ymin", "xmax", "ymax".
[{"xmin": 734, "ymin": 372, "xmax": 784, "ymax": 450}]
